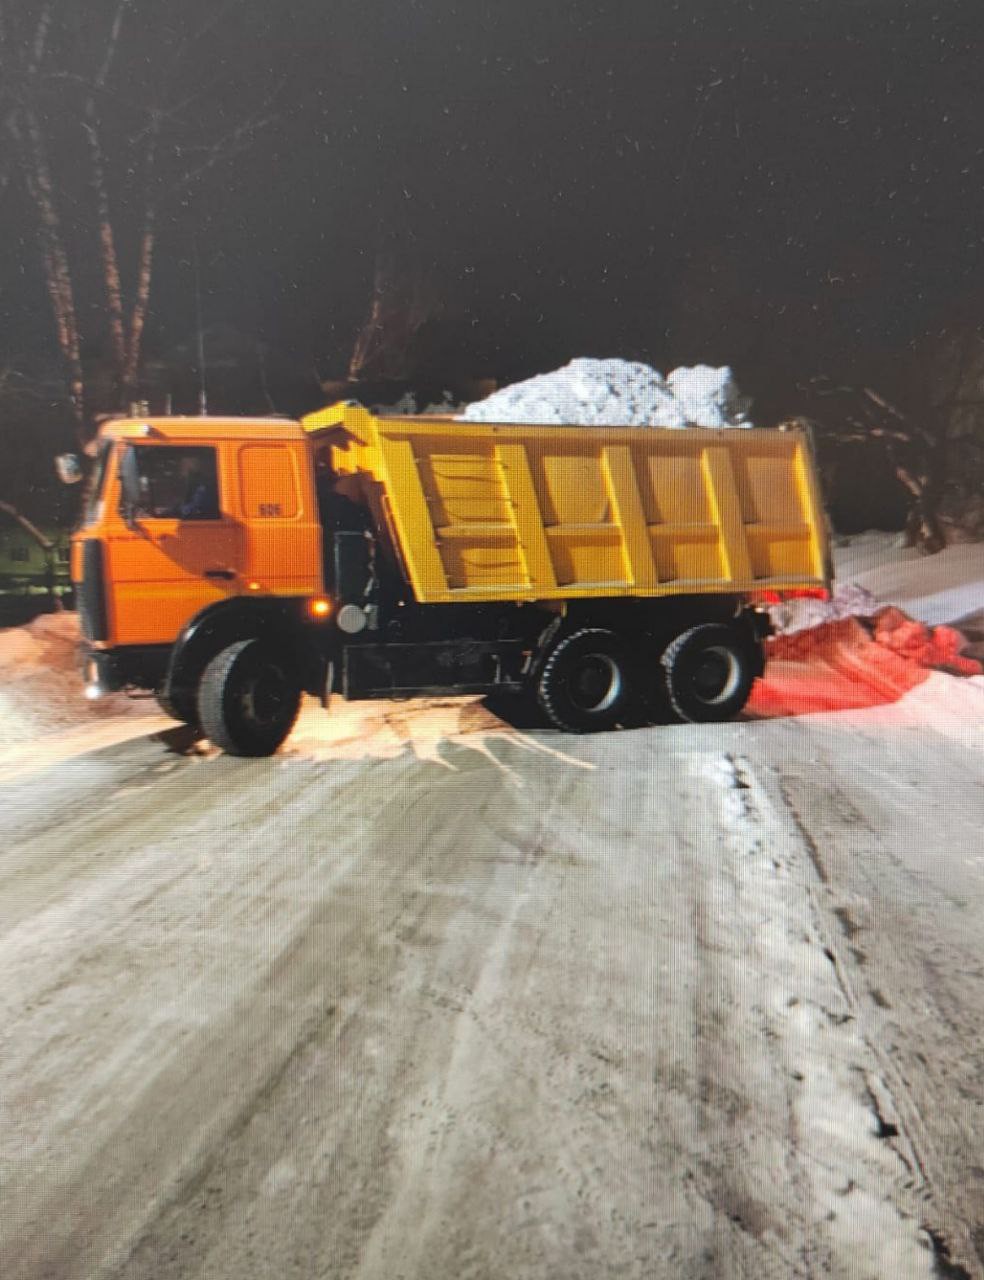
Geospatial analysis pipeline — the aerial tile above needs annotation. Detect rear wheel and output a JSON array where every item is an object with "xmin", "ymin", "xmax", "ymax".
[
  {"xmin": 197, "ymin": 638, "xmax": 301, "ymax": 756},
  {"xmin": 537, "ymin": 627, "xmax": 637, "ymax": 732},
  {"xmin": 660, "ymin": 623, "xmax": 757, "ymax": 723}
]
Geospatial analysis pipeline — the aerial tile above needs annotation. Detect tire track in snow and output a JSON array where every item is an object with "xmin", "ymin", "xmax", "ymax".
[
  {"xmin": 691, "ymin": 750, "xmax": 944, "ymax": 1279},
  {"xmin": 773, "ymin": 760, "xmax": 983, "ymax": 1278}
]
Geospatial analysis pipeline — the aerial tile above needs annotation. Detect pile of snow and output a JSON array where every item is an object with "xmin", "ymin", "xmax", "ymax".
[
  {"xmin": 460, "ymin": 358, "xmax": 753, "ymax": 428},
  {"xmin": 0, "ymin": 611, "xmax": 149, "ymax": 748}
]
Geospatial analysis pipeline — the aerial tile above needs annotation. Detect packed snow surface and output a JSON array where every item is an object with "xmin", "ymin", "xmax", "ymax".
[
  {"xmin": 1, "ymin": 535, "xmax": 983, "ymax": 1276},
  {"xmin": 460, "ymin": 358, "xmax": 753, "ymax": 428}
]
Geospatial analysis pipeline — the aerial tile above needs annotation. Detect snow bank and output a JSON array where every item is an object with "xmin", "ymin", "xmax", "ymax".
[
  {"xmin": 460, "ymin": 358, "xmax": 753, "ymax": 428},
  {"xmin": 0, "ymin": 611, "xmax": 150, "ymax": 748},
  {"xmin": 0, "ymin": 610, "xmax": 77, "ymax": 676},
  {"xmin": 770, "ymin": 535, "xmax": 984, "ymax": 646},
  {"xmin": 835, "ymin": 535, "xmax": 984, "ymax": 633},
  {"xmin": 692, "ymin": 752, "xmax": 939, "ymax": 1278}
]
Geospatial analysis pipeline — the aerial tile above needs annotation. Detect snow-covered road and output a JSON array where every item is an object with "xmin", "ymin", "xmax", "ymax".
[{"xmin": 2, "ymin": 687, "xmax": 983, "ymax": 1279}]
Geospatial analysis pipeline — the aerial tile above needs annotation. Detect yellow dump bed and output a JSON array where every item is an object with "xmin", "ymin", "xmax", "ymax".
[{"xmin": 303, "ymin": 402, "xmax": 831, "ymax": 605}]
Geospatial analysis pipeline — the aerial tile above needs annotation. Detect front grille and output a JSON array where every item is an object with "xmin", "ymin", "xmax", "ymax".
[{"xmin": 75, "ymin": 539, "xmax": 108, "ymax": 641}]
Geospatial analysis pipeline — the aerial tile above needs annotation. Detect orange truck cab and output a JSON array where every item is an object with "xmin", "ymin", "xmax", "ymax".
[{"xmin": 70, "ymin": 407, "xmax": 830, "ymax": 755}]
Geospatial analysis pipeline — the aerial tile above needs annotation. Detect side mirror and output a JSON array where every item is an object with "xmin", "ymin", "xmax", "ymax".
[
  {"xmin": 55, "ymin": 453, "xmax": 83, "ymax": 485},
  {"xmin": 118, "ymin": 446, "xmax": 142, "ymax": 528}
]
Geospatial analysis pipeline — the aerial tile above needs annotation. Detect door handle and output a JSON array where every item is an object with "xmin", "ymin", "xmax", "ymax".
[{"xmin": 204, "ymin": 568, "xmax": 236, "ymax": 580}]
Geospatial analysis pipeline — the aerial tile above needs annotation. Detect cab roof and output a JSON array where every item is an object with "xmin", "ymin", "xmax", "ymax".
[{"xmin": 98, "ymin": 415, "xmax": 305, "ymax": 442}]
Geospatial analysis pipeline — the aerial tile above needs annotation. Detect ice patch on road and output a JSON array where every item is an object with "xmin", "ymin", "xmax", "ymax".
[{"xmin": 460, "ymin": 358, "xmax": 753, "ymax": 428}]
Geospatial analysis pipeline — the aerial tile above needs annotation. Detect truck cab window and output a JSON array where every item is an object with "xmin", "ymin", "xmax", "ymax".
[{"xmin": 123, "ymin": 446, "xmax": 220, "ymax": 521}]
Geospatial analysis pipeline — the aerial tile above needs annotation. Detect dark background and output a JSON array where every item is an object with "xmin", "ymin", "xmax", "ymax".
[{"xmin": 2, "ymin": 0, "xmax": 984, "ymax": 526}]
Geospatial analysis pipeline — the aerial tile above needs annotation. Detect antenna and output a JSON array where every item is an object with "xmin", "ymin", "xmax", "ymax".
[{"xmin": 193, "ymin": 237, "xmax": 208, "ymax": 415}]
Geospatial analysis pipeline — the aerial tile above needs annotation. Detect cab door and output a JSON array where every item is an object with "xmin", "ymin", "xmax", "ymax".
[
  {"xmin": 105, "ymin": 442, "xmax": 244, "ymax": 646},
  {"xmin": 236, "ymin": 441, "xmax": 323, "ymax": 598}
]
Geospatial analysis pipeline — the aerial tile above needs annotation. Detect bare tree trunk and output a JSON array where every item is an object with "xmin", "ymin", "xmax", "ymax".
[
  {"xmin": 84, "ymin": 113, "xmax": 127, "ymax": 380},
  {"xmin": 15, "ymin": 110, "xmax": 85, "ymax": 430},
  {"xmin": 122, "ymin": 207, "xmax": 156, "ymax": 404},
  {"xmin": 84, "ymin": 1, "xmax": 131, "ymax": 388},
  {"xmin": 26, "ymin": 3, "xmax": 52, "ymax": 72},
  {"xmin": 0, "ymin": 3, "xmax": 85, "ymax": 431},
  {"xmin": 896, "ymin": 462, "xmax": 945, "ymax": 553},
  {"xmin": 122, "ymin": 128, "xmax": 158, "ymax": 406}
]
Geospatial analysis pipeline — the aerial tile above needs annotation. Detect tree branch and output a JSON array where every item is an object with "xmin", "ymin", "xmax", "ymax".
[
  {"xmin": 158, "ymin": 0, "xmax": 253, "ymax": 79},
  {"xmin": 0, "ymin": 499, "xmax": 54, "ymax": 551},
  {"xmin": 173, "ymin": 112, "xmax": 277, "ymax": 192},
  {"xmin": 95, "ymin": 0, "xmax": 130, "ymax": 88}
]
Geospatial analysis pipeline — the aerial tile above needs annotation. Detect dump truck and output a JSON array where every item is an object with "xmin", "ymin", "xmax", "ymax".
[{"xmin": 69, "ymin": 401, "xmax": 831, "ymax": 755}]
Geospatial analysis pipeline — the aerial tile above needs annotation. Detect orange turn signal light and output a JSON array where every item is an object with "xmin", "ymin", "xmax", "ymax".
[{"xmin": 308, "ymin": 597, "xmax": 332, "ymax": 618}]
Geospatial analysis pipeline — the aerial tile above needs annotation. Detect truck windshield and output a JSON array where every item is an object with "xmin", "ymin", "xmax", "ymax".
[
  {"xmin": 80, "ymin": 440, "xmax": 112, "ymax": 527},
  {"xmin": 122, "ymin": 445, "xmax": 220, "ymax": 520}
]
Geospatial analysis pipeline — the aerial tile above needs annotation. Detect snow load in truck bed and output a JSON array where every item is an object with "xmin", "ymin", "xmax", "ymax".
[{"xmin": 459, "ymin": 358, "xmax": 753, "ymax": 428}]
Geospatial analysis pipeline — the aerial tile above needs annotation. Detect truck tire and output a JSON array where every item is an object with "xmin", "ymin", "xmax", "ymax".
[
  {"xmin": 197, "ymin": 638, "xmax": 301, "ymax": 756},
  {"xmin": 537, "ymin": 627, "xmax": 636, "ymax": 732},
  {"xmin": 660, "ymin": 623, "xmax": 757, "ymax": 723}
]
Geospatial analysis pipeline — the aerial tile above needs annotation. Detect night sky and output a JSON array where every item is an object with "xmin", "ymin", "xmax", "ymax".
[{"xmin": 3, "ymin": 0, "xmax": 984, "ymax": 414}]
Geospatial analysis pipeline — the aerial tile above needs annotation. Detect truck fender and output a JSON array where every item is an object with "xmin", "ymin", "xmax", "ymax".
[{"xmin": 161, "ymin": 597, "xmax": 329, "ymax": 722}]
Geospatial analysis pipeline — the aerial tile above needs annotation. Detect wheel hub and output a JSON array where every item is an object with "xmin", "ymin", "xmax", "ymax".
[
  {"xmin": 568, "ymin": 654, "xmax": 622, "ymax": 712},
  {"xmin": 239, "ymin": 664, "xmax": 288, "ymax": 725},
  {"xmin": 690, "ymin": 645, "xmax": 741, "ymax": 704}
]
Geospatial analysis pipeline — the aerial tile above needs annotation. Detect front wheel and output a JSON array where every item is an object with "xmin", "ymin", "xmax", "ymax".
[
  {"xmin": 537, "ymin": 627, "xmax": 637, "ymax": 732},
  {"xmin": 660, "ymin": 623, "xmax": 757, "ymax": 723},
  {"xmin": 197, "ymin": 639, "xmax": 301, "ymax": 756}
]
